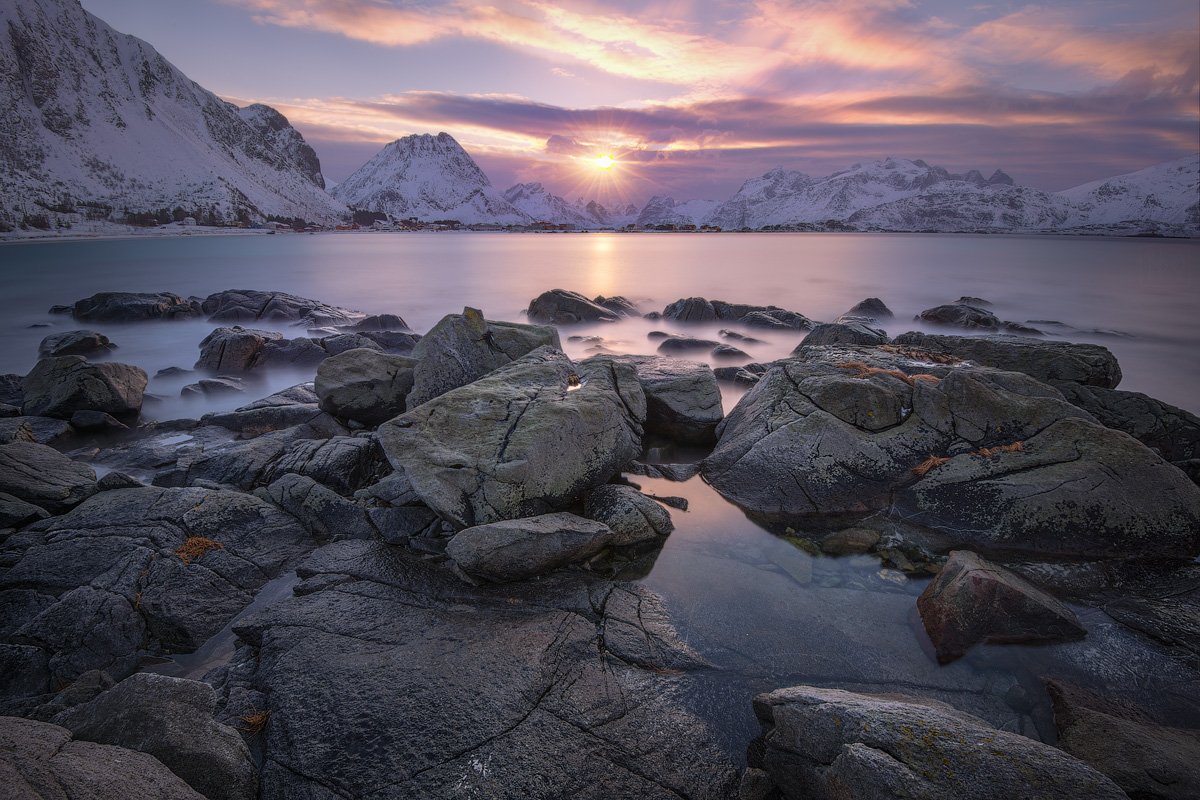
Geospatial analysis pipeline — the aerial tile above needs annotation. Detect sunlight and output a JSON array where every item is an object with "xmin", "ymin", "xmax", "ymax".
[{"xmin": 592, "ymin": 153, "xmax": 616, "ymax": 170}]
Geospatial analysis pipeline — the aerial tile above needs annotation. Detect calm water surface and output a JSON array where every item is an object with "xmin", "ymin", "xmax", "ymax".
[{"xmin": 3, "ymin": 232, "xmax": 1198, "ymax": 758}]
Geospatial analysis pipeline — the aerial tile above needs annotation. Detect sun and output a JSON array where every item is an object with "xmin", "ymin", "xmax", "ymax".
[{"xmin": 592, "ymin": 154, "xmax": 616, "ymax": 170}]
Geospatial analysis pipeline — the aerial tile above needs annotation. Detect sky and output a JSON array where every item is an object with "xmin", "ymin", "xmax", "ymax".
[{"xmin": 82, "ymin": 0, "xmax": 1199, "ymax": 205}]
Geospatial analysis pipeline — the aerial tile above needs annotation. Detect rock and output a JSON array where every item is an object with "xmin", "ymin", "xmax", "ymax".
[
  {"xmin": 155, "ymin": 366, "xmax": 192, "ymax": 379},
  {"xmin": 594, "ymin": 355, "xmax": 723, "ymax": 444},
  {"xmin": 251, "ymin": 336, "xmax": 329, "ymax": 369},
  {"xmin": 892, "ymin": 331, "xmax": 1122, "ymax": 388},
  {"xmin": 818, "ymin": 528, "xmax": 879, "ymax": 555},
  {"xmin": 0, "ymin": 442, "xmax": 96, "ymax": 513},
  {"xmin": 406, "ymin": 307, "xmax": 561, "ymax": 409},
  {"xmin": 712, "ymin": 344, "xmax": 750, "ymax": 359},
  {"xmin": 180, "ymin": 377, "xmax": 247, "ymax": 398},
  {"xmin": 445, "ymin": 512, "xmax": 614, "ymax": 581},
  {"xmin": 714, "ymin": 363, "xmax": 768, "ymax": 386},
  {"xmin": 839, "ymin": 297, "xmax": 894, "ymax": 322},
  {"xmin": 703, "ymin": 351, "xmax": 1200, "ymax": 559},
  {"xmin": 593, "ymin": 295, "xmax": 639, "ymax": 316},
  {"xmin": 95, "ymin": 472, "xmax": 144, "ymax": 491},
  {"xmin": 259, "ymin": 473, "xmax": 375, "ymax": 541},
  {"xmin": 583, "ymin": 484, "xmax": 673, "ymax": 546},
  {"xmin": 341, "ymin": 313, "xmax": 409, "ymax": 331},
  {"xmin": 69, "ymin": 410, "xmax": 128, "ymax": 432},
  {"xmin": 223, "ymin": 540, "xmax": 736, "ymax": 798},
  {"xmin": 53, "ymin": 672, "xmax": 257, "ymax": 800},
  {"xmin": 0, "ymin": 716, "xmax": 205, "ymax": 799},
  {"xmin": 719, "ymin": 329, "xmax": 765, "ymax": 344},
  {"xmin": 657, "ymin": 335, "xmax": 721, "ymax": 354},
  {"xmin": 201, "ymin": 289, "xmax": 365, "ymax": 327},
  {"xmin": 741, "ymin": 309, "xmax": 814, "ymax": 330},
  {"xmin": 751, "ymin": 685, "xmax": 1126, "ymax": 800},
  {"xmin": 0, "ymin": 491, "xmax": 50, "ymax": 527},
  {"xmin": 0, "ymin": 487, "xmax": 317, "ymax": 690},
  {"xmin": 0, "ymin": 416, "xmax": 72, "ymax": 446},
  {"xmin": 956, "ymin": 295, "xmax": 992, "ymax": 306},
  {"xmin": 623, "ymin": 461, "xmax": 702, "ymax": 482},
  {"xmin": 1044, "ymin": 677, "xmax": 1200, "ymax": 800},
  {"xmin": 917, "ymin": 551, "xmax": 1086, "ymax": 663},
  {"xmin": 0, "ymin": 374, "xmax": 23, "ymax": 407},
  {"xmin": 799, "ymin": 321, "xmax": 888, "ymax": 347},
  {"xmin": 314, "ymin": 348, "xmax": 416, "ymax": 426},
  {"xmin": 22, "ymin": 357, "xmax": 147, "ymax": 418},
  {"xmin": 527, "ymin": 289, "xmax": 620, "ymax": 324},
  {"xmin": 379, "ymin": 348, "xmax": 645, "ymax": 529},
  {"xmin": 194, "ymin": 326, "xmax": 282, "ymax": 372},
  {"xmin": 1054, "ymin": 382, "xmax": 1199, "ymax": 461},
  {"xmin": 367, "ymin": 505, "xmax": 440, "ymax": 544},
  {"xmin": 201, "ymin": 384, "xmax": 338, "ymax": 437},
  {"xmin": 355, "ymin": 329, "xmax": 421, "ymax": 353},
  {"xmin": 70, "ymin": 291, "xmax": 202, "ymax": 322},
  {"xmin": 38, "ymin": 329, "xmax": 116, "ymax": 358},
  {"xmin": 662, "ymin": 297, "xmax": 719, "ymax": 322},
  {"xmin": 917, "ymin": 302, "xmax": 1002, "ymax": 330}
]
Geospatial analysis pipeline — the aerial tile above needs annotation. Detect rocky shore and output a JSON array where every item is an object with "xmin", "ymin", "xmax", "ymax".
[{"xmin": 2, "ymin": 287, "xmax": 1198, "ymax": 799}]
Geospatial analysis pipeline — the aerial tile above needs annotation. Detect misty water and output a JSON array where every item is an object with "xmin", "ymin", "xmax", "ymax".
[{"xmin": 3, "ymin": 231, "xmax": 1198, "ymax": 756}]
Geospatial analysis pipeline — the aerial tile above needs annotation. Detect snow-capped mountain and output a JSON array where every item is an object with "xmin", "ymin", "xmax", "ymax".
[
  {"xmin": 1058, "ymin": 156, "xmax": 1199, "ymax": 228},
  {"xmin": 331, "ymin": 133, "xmax": 530, "ymax": 224},
  {"xmin": 0, "ymin": 0, "xmax": 346, "ymax": 227},
  {"xmin": 503, "ymin": 182, "xmax": 591, "ymax": 226},
  {"xmin": 578, "ymin": 200, "xmax": 639, "ymax": 228},
  {"xmin": 636, "ymin": 196, "xmax": 719, "ymax": 227}
]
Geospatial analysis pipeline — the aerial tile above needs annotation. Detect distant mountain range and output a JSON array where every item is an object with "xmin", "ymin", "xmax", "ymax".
[{"xmin": 2, "ymin": 0, "xmax": 1196, "ymax": 236}]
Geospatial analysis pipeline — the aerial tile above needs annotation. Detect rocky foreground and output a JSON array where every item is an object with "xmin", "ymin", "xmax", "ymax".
[{"xmin": 2, "ymin": 288, "xmax": 1199, "ymax": 799}]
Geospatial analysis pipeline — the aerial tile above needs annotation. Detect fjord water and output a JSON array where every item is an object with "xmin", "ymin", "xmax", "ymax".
[{"xmin": 4, "ymin": 231, "xmax": 1199, "ymax": 754}]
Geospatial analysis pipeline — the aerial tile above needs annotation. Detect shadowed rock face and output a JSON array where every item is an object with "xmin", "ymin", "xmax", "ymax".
[
  {"xmin": 445, "ymin": 513, "xmax": 614, "ymax": 582},
  {"xmin": 587, "ymin": 354, "xmax": 723, "ymax": 444},
  {"xmin": 200, "ymin": 289, "xmax": 366, "ymax": 328},
  {"xmin": 0, "ymin": 441, "xmax": 96, "ymax": 513},
  {"xmin": 70, "ymin": 292, "xmax": 202, "ymax": 322},
  {"xmin": 219, "ymin": 540, "xmax": 737, "ymax": 799},
  {"xmin": 379, "ymin": 347, "xmax": 645, "ymax": 529},
  {"xmin": 314, "ymin": 348, "xmax": 417, "ymax": 426},
  {"xmin": 893, "ymin": 331, "xmax": 1122, "ymax": 388},
  {"xmin": 527, "ymin": 289, "xmax": 620, "ymax": 324},
  {"xmin": 750, "ymin": 685, "xmax": 1126, "ymax": 800},
  {"xmin": 22, "ymin": 357, "xmax": 147, "ymax": 418},
  {"xmin": 703, "ymin": 347, "xmax": 1200, "ymax": 559},
  {"xmin": 1054, "ymin": 382, "xmax": 1200, "ymax": 463}
]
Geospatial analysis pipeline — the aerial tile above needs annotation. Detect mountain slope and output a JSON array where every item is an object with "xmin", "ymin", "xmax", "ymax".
[
  {"xmin": 331, "ymin": 133, "xmax": 530, "ymax": 224},
  {"xmin": 636, "ymin": 196, "xmax": 718, "ymax": 227},
  {"xmin": 502, "ymin": 182, "xmax": 591, "ymax": 226},
  {"xmin": 1058, "ymin": 156, "xmax": 1199, "ymax": 228},
  {"xmin": 0, "ymin": 0, "xmax": 346, "ymax": 227}
]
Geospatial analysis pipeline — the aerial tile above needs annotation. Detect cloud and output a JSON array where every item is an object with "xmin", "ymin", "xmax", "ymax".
[{"xmin": 550, "ymin": 67, "xmax": 576, "ymax": 79}]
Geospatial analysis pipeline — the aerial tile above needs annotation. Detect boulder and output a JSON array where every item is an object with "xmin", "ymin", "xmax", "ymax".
[
  {"xmin": 892, "ymin": 331, "xmax": 1122, "ymax": 388},
  {"xmin": 1054, "ymin": 382, "xmax": 1199, "ymax": 462},
  {"xmin": 799, "ymin": 322, "xmax": 888, "ymax": 348},
  {"xmin": 341, "ymin": 313, "xmax": 410, "ymax": 331},
  {"xmin": 194, "ymin": 326, "xmax": 281, "ymax": 372},
  {"xmin": 741, "ymin": 309, "xmax": 814, "ymax": 330},
  {"xmin": 68, "ymin": 410, "xmax": 128, "ymax": 432},
  {"xmin": 0, "ymin": 442, "xmax": 96, "ymax": 513},
  {"xmin": 0, "ymin": 716, "xmax": 205, "ymax": 799},
  {"xmin": 54, "ymin": 672, "xmax": 257, "ymax": 800},
  {"xmin": 593, "ymin": 295, "xmax": 639, "ymax": 316},
  {"xmin": 406, "ymin": 307, "xmax": 561, "ymax": 409},
  {"xmin": 590, "ymin": 355, "xmax": 722, "ymax": 444},
  {"xmin": 0, "ymin": 491, "xmax": 50, "ymax": 527},
  {"xmin": 180, "ymin": 377, "xmax": 247, "ymax": 399},
  {"xmin": 751, "ymin": 685, "xmax": 1126, "ymax": 800},
  {"xmin": 445, "ymin": 512, "xmax": 614, "ymax": 581},
  {"xmin": 314, "ymin": 348, "xmax": 417, "ymax": 426},
  {"xmin": 527, "ymin": 289, "xmax": 620, "ymax": 324},
  {"xmin": 70, "ymin": 291, "xmax": 202, "ymax": 322},
  {"xmin": 379, "ymin": 347, "xmax": 645, "ymax": 529},
  {"xmin": 22, "ymin": 357, "xmax": 146, "ymax": 418},
  {"xmin": 917, "ymin": 550, "xmax": 1086, "ymax": 663},
  {"xmin": 663, "ymin": 297, "xmax": 719, "ymax": 322},
  {"xmin": 259, "ymin": 473, "xmax": 375, "ymax": 541},
  {"xmin": 703, "ymin": 350, "xmax": 1200, "ymax": 559},
  {"xmin": 657, "ymin": 336, "xmax": 721, "ymax": 354},
  {"xmin": 712, "ymin": 344, "xmax": 750, "ymax": 359},
  {"xmin": 916, "ymin": 302, "xmax": 1002, "ymax": 330},
  {"xmin": 38, "ymin": 330, "xmax": 116, "ymax": 358},
  {"xmin": 1044, "ymin": 677, "xmax": 1200, "ymax": 800},
  {"xmin": 201, "ymin": 289, "xmax": 365, "ymax": 328},
  {"xmin": 838, "ymin": 297, "xmax": 894, "ymax": 323},
  {"xmin": 583, "ymin": 484, "xmax": 673, "ymax": 546}
]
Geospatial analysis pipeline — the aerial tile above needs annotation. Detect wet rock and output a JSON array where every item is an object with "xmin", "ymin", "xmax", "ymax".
[
  {"xmin": 314, "ymin": 348, "xmax": 417, "ymax": 426},
  {"xmin": 180, "ymin": 376, "xmax": 247, "ymax": 398},
  {"xmin": 839, "ymin": 297, "xmax": 894, "ymax": 323},
  {"xmin": 194, "ymin": 326, "xmax": 281, "ymax": 372},
  {"xmin": 818, "ymin": 528, "xmax": 879, "ymax": 555},
  {"xmin": 379, "ymin": 348, "xmax": 644, "ymax": 529},
  {"xmin": 38, "ymin": 329, "xmax": 116, "ymax": 358},
  {"xmin": 583, "ymin": 484, "xmax": 673, "ymax": 546},
  {"xmin": 657, "ymin": 335, "xmax": 721, "ymax": 354},
  {"xmin": 406, "ymin": 307, "xmax": 561, "ymax": 409},
  {"xmin": 917, "ymin": 551, "xmax": 1086, "ymax": 663},
  {"xmin": 593, "ymin": 355, "xmax": 722, "ymax": 444},
  {"xmin": 69, "ymin": 410, "xmax": 128, "ymax": 432},
  {"xmin": 53, "ymin": 672, "xmax": 257, "ymax": 800},
  {"xmin": 259, "ymin": 473, "xmax": 375, "ymax": 541},
  {"xmin": 714, "ymin": 363, "xmax": 768, "ymax": 386},
  {"xmin": 593, "ymin": 295, "xmax": 639, "ymax": 316},
  {"xmin": 0, "ymin": 491, "xmax": 49, "ymax": 527},
  {"xmin": 202, "ymin": 384, "xmax": 339, "ymax": 437},
  {"xmin": 712, "ymin": 343, "xmax": 750, "ymax": 359},
  {"xmin": 22, "ymin": 356, "xmax": 147, "ymax": 418},
  {"xmin": 70, "ymin": 291, "xmax": 202, "ymax": 322},
  {"xmin": 917, "ymin": 302, "xmax": 1002, "ymax": 330},
  {"xmin": 223, "ymin": 540, "xmax": 736, "ymax": 798},
  {"xmin": 623, "ymin": 461, "xmax": 702, "ymax": 482},
  {"xmin": 799, "ymin": 321, "xmax": 888, "ymax": 348},
  {"xmin": 446, "ymin": 512, "xmax": 614, "ymax": 581},
  {"xmin": 1054, "ymin": 383, "xmax": 1199, "ymax": 461},
  {"xmin": 527, "ymin": 289, "xmax": 620, "ymax": 324},
  {"xmin": 893, "ymin": 331, "xmax": 1122, "ymax": 388},
  {"xmin": 0, "ymin": 716, "xmax": 205, "ymax": 799},
  {"xmin": 0, "ymin": 442, "xmax": 96, "ymax": 513},
  {"xmin": 751, "ymin": 685, "xmax": 1126, "ymax": 800},
  {"xmin": 201, "ymin": 289, "xmax": 365, "ymax": 328},
  {"xmin": 267, "ymin": 435, "xmax": 388, "ymax": 496},
  {"xmin": 368, "ymin": 505, "xmax": 440, "ymax": 544},
  {"xmin": 703, "ymin": 352, "xmax": 1200, "ymax": 559},
  {"xmin": 1044, "ymin": 677, "xmax": 1200, "ymax": 800}
]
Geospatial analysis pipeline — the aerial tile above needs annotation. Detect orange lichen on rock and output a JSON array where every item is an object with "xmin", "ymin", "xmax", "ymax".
[
  {"xmin": 879, "ymin": 344, "xmax": 962, "ymax": 364},
  {"xmin": 837, "ymin": 361, "xmax": 918, "ymax": 386},
  {"xmin": 912, "ymin": 454, "xmax": 951, "ymax": 476},
  {"xmin": 240, "ymin": 710, "xmax": 270, "ymax": 733},
  {"xmin": 974, "ymin": 441, "xmax": 1024, "ymax": 458},
  {"xmin": 175, "ymin": 535, "xmax": 224, "ymax": 565}
]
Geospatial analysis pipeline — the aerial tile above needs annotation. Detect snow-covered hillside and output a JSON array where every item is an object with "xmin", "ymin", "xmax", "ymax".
[
  {"xmin": 331, "ymin": 133, "xmax": 530, "ymax": 225},
  {"xmin": 636, "ymin": 196, "xmax": 718, "ymax": 227},
  {"xmin": 0, "ymin": 0, "xmax": 346, "ymax": 228},
  {"xmin": 1058, "ymin": 156, "xmax": 1199, "ymax": 228},
  {"xmin": 503, "ymin": 183, "xmax": 592, "ymax": 226}
]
